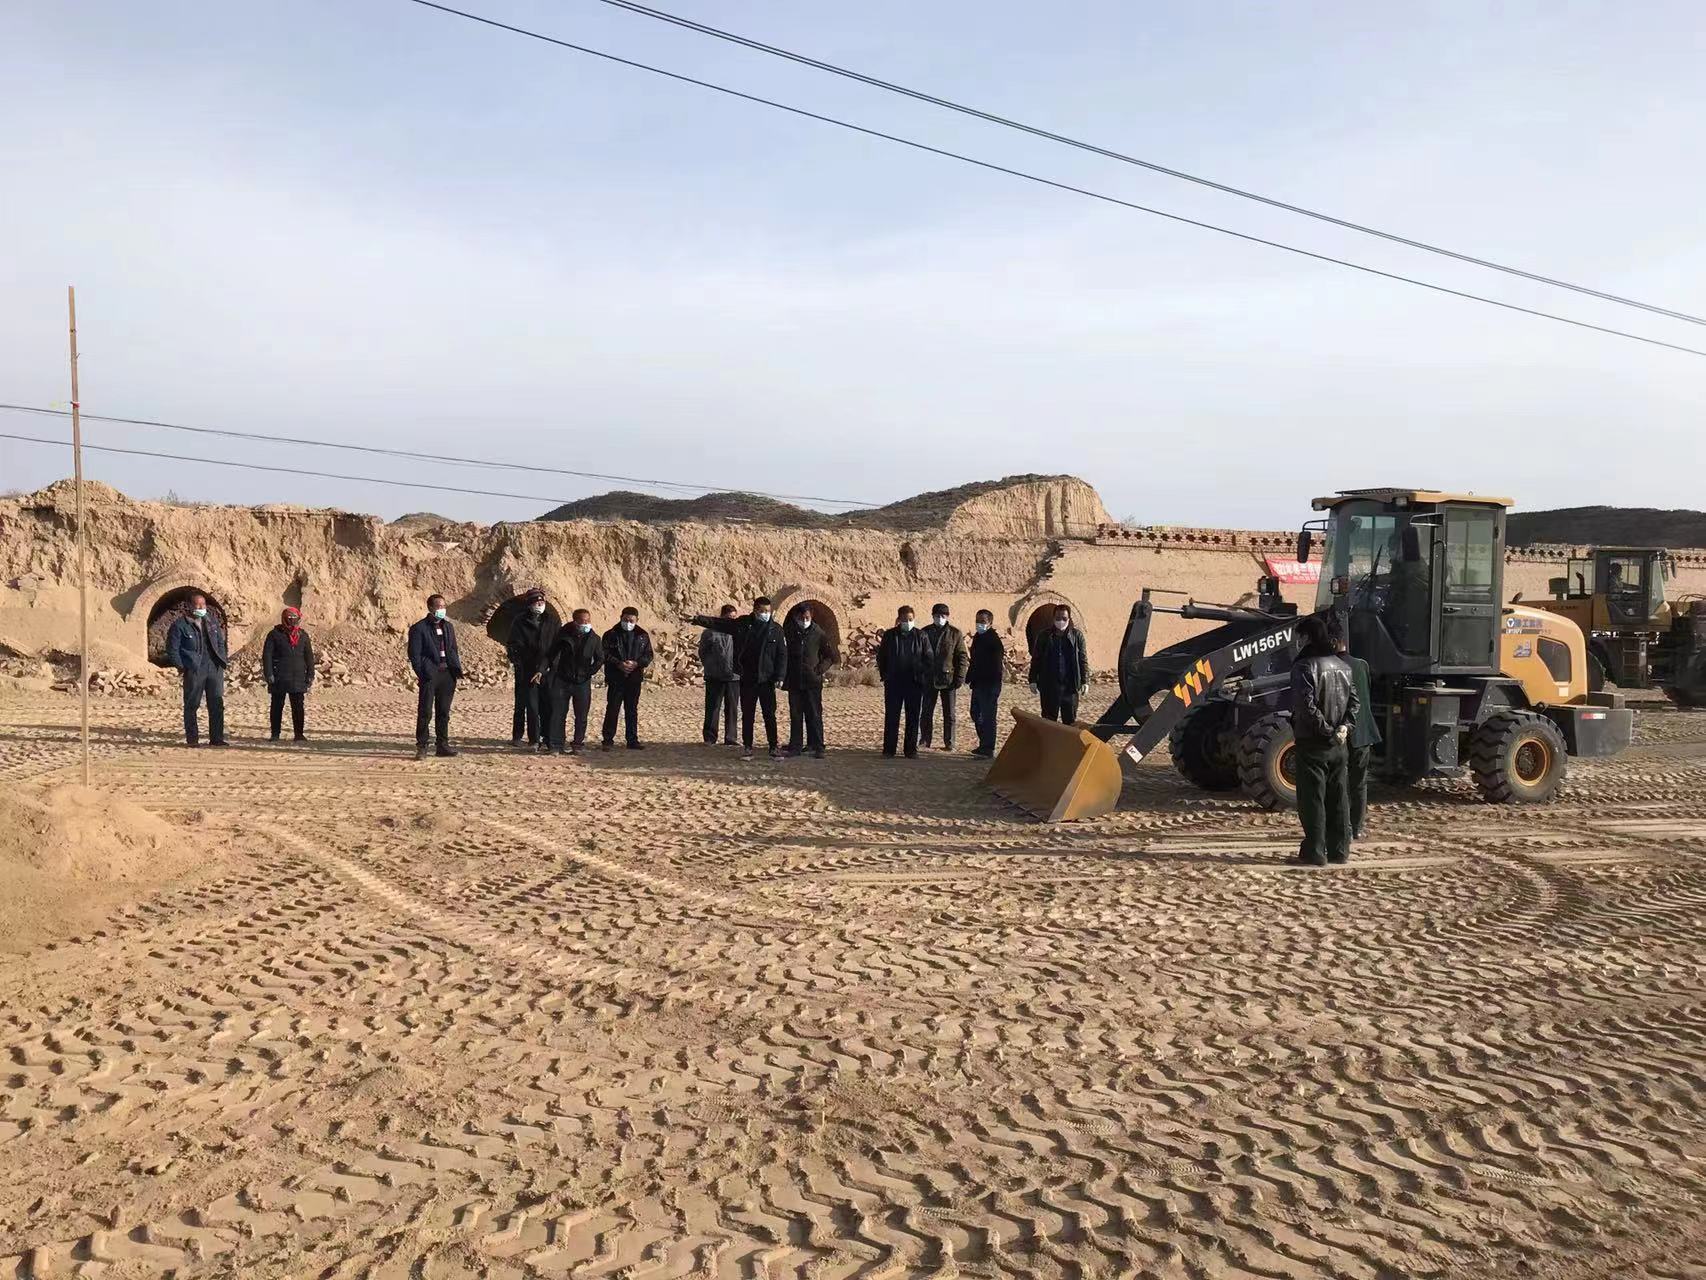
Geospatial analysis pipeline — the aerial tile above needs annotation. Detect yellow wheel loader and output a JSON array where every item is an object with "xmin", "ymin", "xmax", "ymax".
[{"xmin": 986, "ymin": 489, "xmax": 1634, "ymax": 820}]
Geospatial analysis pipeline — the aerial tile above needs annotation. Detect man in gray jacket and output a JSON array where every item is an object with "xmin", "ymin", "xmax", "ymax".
[
  {"xmin": 699, "ymin": 603, "xmax": 739, "ymax": 745},
  {"xmin": 920, "ymin": 603, "xmax": 969, "ymax": 751}
]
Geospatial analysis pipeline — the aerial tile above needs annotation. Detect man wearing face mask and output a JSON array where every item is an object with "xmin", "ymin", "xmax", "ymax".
[
  {"xmin": 877, "ymin": 605, "xmax": 932, "ymax": 759},
  {"xmin": 506, "ymin": 588, "xmax": 554, "ymax": 752},
  {"xmin": 543, "ymin": 607, "xmax": 602, "ymax": 754},
  {"xmin": 967, "ymin": 608, "xmax": 1005, "ymax": 759},
  {"xmin": 165, "ymin": 592, "xmax": 230, "ymax": 748},
  {"xmin": 601, "ymin": 607, "xmax": 653, "ymax": 749},
  {"xmin": 698, "ymin": 604, "xmax": 740, "ymax": 747},
  {"xmin": 408, "ymin": 593, "xmax": 463, "ymax": 759},
  {"xmin": 261, "ymin": 606, "xmax": 315, "ymax": 745},
  {"xmin": 920, "ymin": 603, "xmax": 969, "ymax": 752},
  {"xmin": 1029, "ymin": 604, "xmax": 1089, "ymax": 724},
  {"xmin": 688, "ymin": 596, "xmax": 787, "ymax": 759},
  {"xmin": 783, "ymin": 604, "xmax": 837, "ymax": 758}
]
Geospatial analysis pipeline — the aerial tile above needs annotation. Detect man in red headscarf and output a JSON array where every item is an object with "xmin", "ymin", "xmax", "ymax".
[{"xmin": 262, "ymin": 606, "xmax": 316, "ymax": 744}]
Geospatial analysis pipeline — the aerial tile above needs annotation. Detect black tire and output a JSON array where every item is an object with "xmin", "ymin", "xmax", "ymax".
[
  {"xmin": 1168, "ymin": 700, "xmax": 1240, "ymax": 790},
  {"xmin": 1469, "ymin": 710, "xmax": 1568, "ymax": 804},
  {"xmin": 1664, "ymin": 686, "xmax": 1703, "ymax": 709},
  {"xmin": 1237, "ymin": 712, "xmax": 1298, "ymax": 811},
  {"xmin": 1587, "ymin": 648, "xmax": 1610, "ymax": 694}
]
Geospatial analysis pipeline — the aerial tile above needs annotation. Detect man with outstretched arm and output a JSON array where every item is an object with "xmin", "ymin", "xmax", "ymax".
[
  {"xmin": 544, "ymin": 608, "xmax": 602, "ymax": 754},
  {"xmin": 687, "ymin": 597, "xmax": 787, "ymax": 760},
  {"xmin": 698, "ymin": 603, "xmax": 740, "ymax": 747},
  {"xmin": 408, "ymin": 594, "xmax": 462, "ymax": 759},
  {"xmin": 601, "ymin": 607, "xmax": 652, "ymax": 750}
]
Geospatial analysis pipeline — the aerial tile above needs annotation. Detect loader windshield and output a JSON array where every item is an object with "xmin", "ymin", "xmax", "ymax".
[{"xmin": 1314, "ymin": 501, "xmax": 1434, "ymax": 656}]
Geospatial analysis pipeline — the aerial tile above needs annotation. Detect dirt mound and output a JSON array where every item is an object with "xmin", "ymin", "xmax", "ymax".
[
  {"xmin": 1509, "ymin": 506, "xmax": 1706, "ymax": 549},
  {"xmin": 0, "ymin": 783, "xmax": 209, "ymax": 952}
]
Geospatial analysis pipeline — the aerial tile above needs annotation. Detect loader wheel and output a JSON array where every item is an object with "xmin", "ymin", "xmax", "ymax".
[
  {"xmin": 1237, "ymin": 713, "xmax": 1298, "ymax": 811},
  {"xmin": 1469, "ymin": 710, "xmax": 1568, "ymax": 804},
  {"xmin": 1587, "ymin": 650, "xmax": 1609, "ymax": 694},
  {"xmin": 1664, "ymin": 687, "xmax": 1702, "ymax": 709},
  {"xmin": 1169, "ymin": 701, "xmax": 1239, "ymax": 791}
]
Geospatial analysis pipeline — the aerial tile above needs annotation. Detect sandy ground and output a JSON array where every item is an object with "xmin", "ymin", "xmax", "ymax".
[{"xmin": 2, "ymin": 685, "xmax": 1705, "ymax": 1279}]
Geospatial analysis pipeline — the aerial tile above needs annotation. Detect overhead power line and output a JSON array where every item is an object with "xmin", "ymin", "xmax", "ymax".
[
  {"xmin": 400, "ymin": 0, "xmax": 1706, "ymax": 360},
  {"xmin": 589, "ymin": 0, "xmax": 1706, "ymax": 329},
  {"xmin": 0, "ymin": 404, "xmax": 879, "ymax": 508}
]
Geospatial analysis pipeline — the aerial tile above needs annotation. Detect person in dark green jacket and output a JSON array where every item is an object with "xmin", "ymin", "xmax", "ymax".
[{"xmin": 1329, "ymin": 611, "xmax": 1380, "ymax": 839}]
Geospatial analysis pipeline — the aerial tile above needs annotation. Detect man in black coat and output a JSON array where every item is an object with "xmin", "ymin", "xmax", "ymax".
[
  {"xmin": 697, "ymin": 604, "xmax": 740, "ymax": 746},
  {"xmin": 506, "ymin": 588, "xmax": 554, "ymax": 751},
  {"xmin": 165, "ymin": 593, "xmax": 230, "ymax": 748},
  {"xmin": 877, "ymin": 605, "xmax": 932, "ymax": 759},
  {"xmin": 1290, "ymin": 612, "xmax": 1360, "ymax": 866},
  {"xmin": 783, "ymin": 605, "xmax": 837, "ymax": 758},
  {"xmin": 407, "ymin": 594, "xmax": 462, "ymax": 759},
  {"xmin": 543, "ymin": 607, "xmax": 602, "ymax": 754},
  {"xmin": 967, "ymin": 608, "xmax": 1005, "ymax": 758},
  {"xmin": 920, "ymin": 604, "xmax": 970, "ymax": 751},
  {"xmin": 1329, "ymin": 610, "xmax": 1381, "ymax": 840},
  {"xmin": 1029, "ymin": 604, "xmax": 1090, "ymax": 724},
  {"xmin": 688, "ymin": 596, "xmax": 787, "ymax": 760},
  {"xmin": 261, "ymin": 606, "xmax": 315, "ymax": 744},
  {"xmin": 601, "ymin": 606, "xmax": 653, "ymax": 749}
]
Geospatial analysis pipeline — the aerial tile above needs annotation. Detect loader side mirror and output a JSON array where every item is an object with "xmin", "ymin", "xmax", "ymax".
[{"xmin": 1295, "ymin": 530, "xmax": 1311, "ymax": 564}]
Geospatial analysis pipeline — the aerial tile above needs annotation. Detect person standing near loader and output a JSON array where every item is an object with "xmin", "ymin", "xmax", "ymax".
[
  {"xmin": 543, "ymin": 608, "xmax": 602, "ymax": 754},
  {"xmin": 877, "ymin": 606, "xmax": 932, "ymax": 759},
  {"xmin": 507, "ymin": 588, "xmax": 554, "ymax": 752},
  {"xmin": 920, "ymin": 604, "xmax": 969, "ymax": 751},
  {"xmin": 688, "ymin": 597, "xmax": 787, "ymax": 760},
  {"xmin": 1029, "ymin": 604, "xmax": 1089, "ymax": 724},
  {"xmin": 783, "ymin": 604, "xmax": 836, "ymax": 758},
  {"xmin": 967, "ymin": 609, "xmax": 1004, "ymax": 758},
  {"xmin": 166, "ymin": 593, "xmax": 229, "ymax": 748},
  {"xmin": 1329, "ymin": 610, "xmax": 1380, "ymax": 840},
  {"xmin": 408, "ymin": 594, "xmax": 462, "ymax": 759},
  {"xmin": 261, "ymin": 606, "xmax": 314, "ymax": 745},
  {"xmin": 601, "ymin": 607, "xmax": 652, "ymax": 750},
  {"xmin": 698, "ymin": 604, "xmax": 740, "ymax": 747},
  {"xmin": 1289, "ymin": 612, "xmax": 1360, "ymax": 866}
]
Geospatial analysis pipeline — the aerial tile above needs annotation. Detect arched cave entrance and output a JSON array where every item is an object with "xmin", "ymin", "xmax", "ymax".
[
  {"xmin": 1025, "ymin": 600, "xmax": 1078, "ymax": 655},
  {"xmin": 785, "ymin": 599, "xmax": 841, "ymax": 655},
  {"xmin": 145, "ymin": 587, "xmax": 227, "ymax": 668},
  {"xmin": 485, "ymin": 594, "xmax": 564, "ymax": 649}
]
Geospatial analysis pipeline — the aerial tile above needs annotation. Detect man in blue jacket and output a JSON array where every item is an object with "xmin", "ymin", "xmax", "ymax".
[
  {"xmin": 408, "ymin": 594, "xmax": 463, "ymax": 759},
  {"xmin": 165, "ymin": 593, "xmax": 229, "ymax": 748}
]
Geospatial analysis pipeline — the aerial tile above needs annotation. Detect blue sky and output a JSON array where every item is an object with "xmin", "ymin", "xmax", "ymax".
[{"xmin": 3, "ymin": 1, "xmax": 1703, "ymax": 526}]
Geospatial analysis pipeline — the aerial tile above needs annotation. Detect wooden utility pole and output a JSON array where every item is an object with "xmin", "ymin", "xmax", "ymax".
[{"xmin": 68, "ymin": 286, "xmax": 91, "ymax": 786}]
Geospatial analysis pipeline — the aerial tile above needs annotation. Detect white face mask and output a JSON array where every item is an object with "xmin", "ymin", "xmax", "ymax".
[
  {"xmin": 1053, "ymin": 618, "xmax": 1069, "ymax": 631},
  {"xmin": 530, "ymin": 602, "xmax": 546, "ymax": 614},
  {"xmin": 621, "ymin": 619, "xmax": 636, "ymax": 631},
  {"xmin": 933, "ymin": 616, "xmax": 948, "ymax": 626},
  {"xmin": 433, "ymin": 608, "xmax": 447, "ymax": 621},
  {"xmin": 975, "ymin": 622, "xmax": 990, "ymax": 634},
  {"xmin": 798, "ymin": 617, "xmax": 812, "ymax": 629},
  {"xmin": 577, "ymin": 621, "xmax": 592, "ymax": 633},
  {"xmin": 900, "ymin": 619, "xmax": 915, "ymax": 632},
  {"xmin": 756, "ymin": 610, "xmax": 771, "ymax": 623}
]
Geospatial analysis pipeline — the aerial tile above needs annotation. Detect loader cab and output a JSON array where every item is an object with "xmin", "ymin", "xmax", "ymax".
[
  {"xmin": 1305, "ymin": 489, "xmax": 1510, "ymax": 677},
  {"xmin": 1559, "ymin": 548, "xmax": 1670, "ymax": 628}
]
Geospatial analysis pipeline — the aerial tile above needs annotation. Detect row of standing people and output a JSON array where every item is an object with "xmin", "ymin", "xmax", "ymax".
[{"xmin": 167, "ymin": 590, "xmax": 1091, "ymax": 761}]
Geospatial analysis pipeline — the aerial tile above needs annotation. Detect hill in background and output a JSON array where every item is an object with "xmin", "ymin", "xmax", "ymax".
[{"xmin": 1508, "ymin": 506, "xmax": 1706, "ymax": 550}]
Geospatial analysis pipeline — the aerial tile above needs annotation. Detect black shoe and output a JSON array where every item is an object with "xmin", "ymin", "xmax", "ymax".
[
  {"xmin": 556, "ymin": 746, "xmax": 571, "ymax": 755},
  {"xmin": 600, "ymin": 741, "xmax": 613, "ymax": 751},
  {"xmin": 627, "ymin": 742, "xmax": 644, "ymax": 751},
  {"xmin": 881, "ymin": 751, "xmax": 896, "ymax": 759},
  {"xmin": 186, "ymin": 741, "xmax": 201, "ymax": 749},
  {"xmin": 1290, "ymin": 852, "xmax": 1327, "ymax": 867},
  {"xmin": 722, "ymin": 740, "xmax": 738, "ymax": 747},
  {"xmin": 812, "ymin": 748, "xmax": 826, "ymax": 759},
  {"xmin": 970, "ymin": 746, "xmax": 994, "ymax": 759},
  {"xmin": 535, "ymin": 742, "xmax": 549, "ymax": 754},
  {"xmin": 768, "ymin": 747, "xmax": 783, "ymax": 759},
  {"xmin": 570, "ymin": 743, "xmax": 583, "ymax": 755},
  {"xmin": 1351, "ymin": 827, "xmax": 1365, "ymax": 841},
  {"xmin": 1327, "ymin": 853, "xmax": 1350, "ymax": 865},
  {"xmin": 741, "ymin": 748, "xmax": 754, "ymax": 760},
  {"xmin": 511, "ymin": 738, "xmax": 526, "ymax": 751},
  {"xmin": 293, "ymin": 734, "xmax": 307, "ymax": 744},
  {"xmin": 782, "ymin": 746, "xmax": 803, "ymax": 757},
  {"xmin": 414, "ymin": 746, "xmax": 428, "ymax": 760},
  {"xmin": 269, "ymin": 734, "xmax": 281, "ymax": 744},
  {"xmin": 904, "ymin": 750, "xmax": 918, "ymax": 759},
  {"xmin": 436, "ymin": 746, "xmax": 459, "ymax": 758},
  {"xmin": 209, "ymin": 740, "xmax": 230, "ymax": 748}
]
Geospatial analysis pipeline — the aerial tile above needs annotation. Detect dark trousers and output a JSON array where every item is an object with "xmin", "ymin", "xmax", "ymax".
[
  {"xmin": 182, "ymin": 669, "xmax": 226, "ymax": 745},
  {"xmin": 415, "ymin": 669, "xmax": 456, "ymax": 748},
  {"xmin": 269, "ymin": 688, "xmax": 305, "ymax": 739},
  {"xmin": 602, "ymin": 677, "xmax": 642, "ymax": 745},
  {"xmin": 703, "ymin": 679, "xmax": 738, "ymax": 743},
  {"xmin": 921, "ymin": 685, "xmax": 958, "ymax": 748},
  {"xmin": 512, "ymin": 675, "xmax": 542, "ymax": 743},
  {"xmin": 1349, "ymin": 744, "xmax": 1372, "ymax": 837},
  {"xmin": 787, "ymin": 685, "xmax": 824, "ymax": 752},
  {"xmin": 1296, "ymin": 739, "xmax": 1351, "ymax": 863},
  {"xmin": 546, "ymin": 679, "xmax": 592, "ymax": 748},
  {"xmin": 969, "ymin": 682, "xmax": 1001, "ymax": 753},
  {"xmin": 739, "ymin": 680, "xmax": 779, "ymax": 750},
  {"xmin": 1038, "ymin": 685, "xmax": 1078, "ymax": 724},
  {"xmin": 882, "ymin": 682, "xmax": 924, "ymax": 757}
]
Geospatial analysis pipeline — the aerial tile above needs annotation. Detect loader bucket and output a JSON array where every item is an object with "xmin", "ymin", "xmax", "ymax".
[{"xmin": 984, "ymin": 707, "xmax": 1124, "ymax": 822}]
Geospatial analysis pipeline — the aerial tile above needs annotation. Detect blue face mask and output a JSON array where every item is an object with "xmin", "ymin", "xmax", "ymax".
[
  {"xmin": 192, "ymin": 607, "xmax": 208, "ymax": 619},
  {"xmin": 578, "ymin": 622, "xmax": 592, "ymax": 634},
  {"xmin": 433, "ymin": 608, "xmax": 447, "ymax": 621},
  {"xmin": 975, "ymin": 622, "xmax": 990, "ymax": 634}
]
